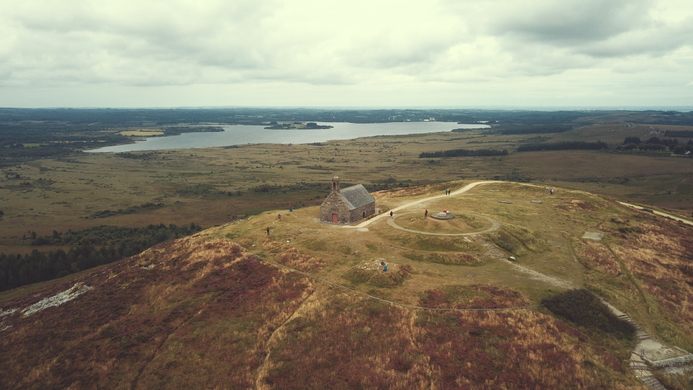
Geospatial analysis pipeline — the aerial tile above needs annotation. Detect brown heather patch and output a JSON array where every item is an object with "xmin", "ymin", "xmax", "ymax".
[
  {"xmin": 262, "ymin": 291, "xmax": 635, "ymax": 389},
  {"xmin": 416, "ymin": 310, "xmax": 636, "ymax": 389},
  {"xmin": 615, "ymin": 247, "xmax": 691, "ymax": 324},
  {"xmin": 262, "ymin": 240, "xmax": 325, "ymax": 272},
  {"xmin": 420, "ymin": 284, "xmax": 528, "ymax": 310},
  {"xmin": 575, "ymin": 240, "xmax": 621, "ymax": 276},
  {"xmin": 376, "ymin": 183, "xmax": 442, "ymax": 198},
  {"xmin": 134, "ymin": 236, "xmax": 245, "ymax": 271},
  {"xmin": 556, "ymin": 199, "xmax": 596, "ymax": 212},
  {"xmin": 0, "ymin": 236, "xmax": 314, "ymax": 390},
  {"xmin": 262, "ymin": 293, "xmax": 431, "ymax": 389},
  {"xmin": 606, "ymin": 219, "xmax": 693, "ymax": 326},
  {"xmin": 630, "ymin": 222, "xmax": 687, "ymax": 256},
  {"xmin": 404, "ymin": 250, "xmax": 483, "ymax": 266},
  {"xmin": 344, "ymin": 261, "xmax": 413, "ymax": 288},
  {"xmin": 0, "ymin": 231, "xmax": 642, "ymax": 389},
  {"xmin": 137, "ymin": 258, "xmax": 314, "ymax": 389}
]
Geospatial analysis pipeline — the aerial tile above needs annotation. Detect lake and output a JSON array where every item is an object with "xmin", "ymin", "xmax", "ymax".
[{"xmin": 87, "ymin": 121, "xmax": 489, "ymax": 153}]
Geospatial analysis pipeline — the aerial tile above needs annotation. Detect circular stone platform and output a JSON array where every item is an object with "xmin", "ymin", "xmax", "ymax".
[
  {"xmin": 387, "ymin": 211, "xmax": 500, "ymax": 236},
  {"xmin": 430, "ymin": 211, "xmax": 455, "ymax": 220}
]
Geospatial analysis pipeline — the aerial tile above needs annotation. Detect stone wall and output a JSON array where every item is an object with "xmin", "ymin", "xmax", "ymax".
[
  {"xmin": 320, "ymin": 192, "xmax": 376, "ymax": 224},
  {"xmin": 320, "ymin": 192, "xmax": 351, "ymax": 224},
  {"xmin": 349, "ymin": 202, "xmax": 376, "ymax": 222}
]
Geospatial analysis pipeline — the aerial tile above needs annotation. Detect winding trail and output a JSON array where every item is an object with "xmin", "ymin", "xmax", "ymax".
[
  {"xmin": 618, "ymin": 201, "xmax": 693, "ymax": 227},
  {"xmin": 332, "ymin": 179, "xmax": 693, "ymax": 389},
  {"xmin": 346, "ymin": 180, "xmax": 501, "ymax": 229},
  {"xmin": 345, "ymin": 179, "xmax": 693, "ymax": 231}
]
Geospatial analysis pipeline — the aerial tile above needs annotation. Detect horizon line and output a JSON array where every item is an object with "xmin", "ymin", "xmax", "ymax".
[{"xmin": 1, "ymin": 105, "xmax": 692, "ymax": 112}]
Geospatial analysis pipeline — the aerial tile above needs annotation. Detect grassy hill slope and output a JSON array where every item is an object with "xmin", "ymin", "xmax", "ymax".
[{"xmin": 2, "ymin": 181, "xmax": 690, "ymax": 389}]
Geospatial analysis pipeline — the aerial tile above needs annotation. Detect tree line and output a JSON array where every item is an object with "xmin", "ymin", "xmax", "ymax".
[
  {"xmin": 516, "ymin": 141, "xmax": 608, "ymax": 152},
  {"xmin": 620, "ymin": 136, "xmax": 692, "ymax": 155},
  {"xmin": 490, "ymin": 124, "xmax": 574, "ymax": 135},
  {"xmin": 419, "ymin": 148, "xmax": 509, "ymax": 158},
  {"xmin": 0, "ymin": 223, "xmax": 201, "ymax": 291}
]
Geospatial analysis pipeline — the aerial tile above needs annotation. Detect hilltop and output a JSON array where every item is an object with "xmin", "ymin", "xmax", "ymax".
[{"xmin": 1, "ymin": 181, "xmax": 691, "ymax": 389}]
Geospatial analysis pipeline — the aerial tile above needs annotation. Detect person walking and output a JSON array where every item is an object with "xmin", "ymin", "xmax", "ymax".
[{"xmin": 424, "ymin": 209, "xmax": 428, "ymax": 218}]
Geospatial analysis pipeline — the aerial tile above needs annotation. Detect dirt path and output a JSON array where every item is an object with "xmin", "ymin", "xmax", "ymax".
[
  {"xmin": 346, "ymin": 180, "xmax": 501, "ymax": 229},
  {"xmin": 618, "ymin": 201, "xmax": 693, "ymax": 227},
  {"xmin": 349, "ymin": 179, "xmax": 693, "ymax": 230},
  {"xmin": 255, "ymin": 289, "xmax": 317, "ymax": 390},
  {"xmin": 334, "ymin": 180, "xmax": 693, "ymax": 388}
]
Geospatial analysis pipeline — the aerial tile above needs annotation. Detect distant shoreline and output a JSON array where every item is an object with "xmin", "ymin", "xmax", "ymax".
[
  {"xmin": 86, "ymin": 121, "xmax": 482, "ymax": 153},
  {"xmin": 264, "ymin": 122, "xmax": 334, "ymax": 130}
]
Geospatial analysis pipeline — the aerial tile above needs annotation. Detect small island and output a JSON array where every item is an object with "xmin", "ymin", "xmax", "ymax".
[
  {"xmin": 118, "ymin": 126, "xmax": 225, "ymax": 138},
  {"xmin": 264, "ymin": 121, "xmax": 333, "ymax": 130}
]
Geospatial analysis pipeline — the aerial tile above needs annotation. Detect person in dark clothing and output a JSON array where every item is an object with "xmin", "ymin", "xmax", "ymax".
[
  {"xmin": 266, "ymin": 227, "xmax": 270, "ymax": 236},
  {"xmin": 389, "ymin": 211, "xmax": 394, "ymax": 217},
  {"xmin": 424, "ymin": 209, "xmax": 428, "ymax": 218}
]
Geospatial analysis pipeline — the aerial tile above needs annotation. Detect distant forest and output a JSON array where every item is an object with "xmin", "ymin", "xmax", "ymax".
[
  {"xmin": 419, "ymin": 149, "xmax": 508, "ymax": 158},
  {"xmin": 419, "ymin": 137, "xmax": 693, "ymax": 157},
  {"xmin": 3, "ymin": 107, "xmax": 693, "ymax": 166},
  {"xmin": 619, "ymin": 136, "xmax": 692, "ymax": 155},
  {"xmin": 516, "ymin": 141, "xmax": 608, "ymax": 152},
  {"xmin": 489, "ymin": 124, "xmax": 574, "ymax": 135},
  {"xmin": 0, "ymin": 224, "xmax": 201, "ymax": 291}
]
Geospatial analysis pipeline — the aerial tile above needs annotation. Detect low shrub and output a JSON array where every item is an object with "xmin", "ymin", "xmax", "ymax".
[{"xmin": 541, "ymin": 289, "xmax": 635, "ymax": 339}]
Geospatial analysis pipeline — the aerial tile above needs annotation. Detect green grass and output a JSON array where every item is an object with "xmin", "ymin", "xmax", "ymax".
[{"xmin": 2, "ymin": 179, "xmax": 687, "ymax": 389}]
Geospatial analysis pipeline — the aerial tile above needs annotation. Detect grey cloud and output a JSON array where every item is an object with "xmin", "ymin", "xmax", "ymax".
[
  {"xmin": 0, "ymin": 0, "xmax": 692, "ymax": 107},
  {"xmin": 481, "ymin": 0, "xmax": 693, "ymax": 77},
  {"xmin": 493, "ymin": 0, "xmax": 653, "ymax": 43},
  {"xmin": 578, "ymin": 20, "xmax": 693, "ymax": 57}
]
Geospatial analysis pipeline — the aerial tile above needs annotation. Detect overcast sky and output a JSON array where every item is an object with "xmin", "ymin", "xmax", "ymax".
[{"xmin": 1, "ymin": 0, "xmax": 692, "ymax": 108}]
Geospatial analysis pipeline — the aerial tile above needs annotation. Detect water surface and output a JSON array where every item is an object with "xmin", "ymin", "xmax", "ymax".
[{"xmin": 88, "ymin": 122, "xmax": 489, "ymax": 153}]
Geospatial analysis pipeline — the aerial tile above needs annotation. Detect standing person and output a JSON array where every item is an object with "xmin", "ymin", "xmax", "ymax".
[
  {"xmin": 389, "ymin": 210, "xmax": 394, "ymax": 217},
  {"xmin": 266, "ymin": 227, "xmax": 270, "ymax": 236},
  {"xmin": 424, "ymin": 209, "xmax": 428, "ymax": 218}
]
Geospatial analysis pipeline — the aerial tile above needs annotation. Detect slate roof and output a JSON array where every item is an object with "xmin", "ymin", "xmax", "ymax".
[{"xmin": 339, "ymin": 184, "xmax": 375, "ymax": 210}]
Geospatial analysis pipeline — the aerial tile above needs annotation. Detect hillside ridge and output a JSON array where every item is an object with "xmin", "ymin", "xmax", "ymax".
[{"xmin": 1, "ymin": 181, "xmax": 691, "ymax": 389}]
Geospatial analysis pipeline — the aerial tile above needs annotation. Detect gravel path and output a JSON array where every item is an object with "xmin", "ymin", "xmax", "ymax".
[
  {"xmin": 345, "ymin": 180, "xmax": 502, "ymax": 230},
  {"xmin": 618, "ymin": 201, "xmax": 693, "ymax": 227},
  {"xmin": 336, "ymin": 179, "xmax": 693, "ymax": 388}
]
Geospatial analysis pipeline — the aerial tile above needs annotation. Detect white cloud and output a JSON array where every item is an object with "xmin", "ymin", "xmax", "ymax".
[{"xmin": 0, "ymin": 0, "xmax": 691, "ymax": 107}]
